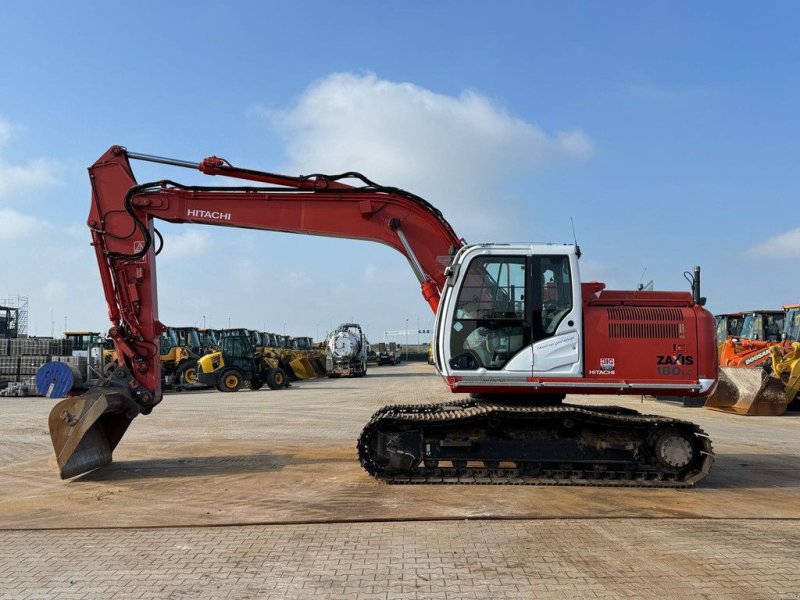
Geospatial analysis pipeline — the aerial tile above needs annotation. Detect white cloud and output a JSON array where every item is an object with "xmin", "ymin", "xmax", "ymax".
[
  {"xmin": 160, "ymin": 229, "xmax": 209, "ymax": 260},
  {"xmin": 0, "ymin": 157, "xmax": 61, "ymax": 197},
  {"xmin": 0, "ymin": 207, "xmax": 47, "ymax": 240},
  {"xmin": 0, "ymin": 117, "xmax": 62, "ymax": 199},
  {"xmin": 746, "ymin": 228, "xmax": 800, "ymax": 259},
  {"xmin": 263, "ymin": 72, "xmax": 592, "ymax": 239}
]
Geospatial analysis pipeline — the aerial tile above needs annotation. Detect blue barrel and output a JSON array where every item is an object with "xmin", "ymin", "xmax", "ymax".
[{"xmin": 35, "ymin": 361, "xmax": 83, "ymax": 398}]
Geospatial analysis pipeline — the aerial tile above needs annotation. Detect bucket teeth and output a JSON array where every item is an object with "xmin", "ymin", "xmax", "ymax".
[{"xmin": 48, "ymin": 387, "xmax": 139, "ymax": 479}]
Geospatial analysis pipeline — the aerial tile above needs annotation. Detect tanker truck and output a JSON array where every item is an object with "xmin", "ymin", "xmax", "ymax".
[{"xmin": 326, "ymin": 323, "xmax": 369, "ymax": 378}]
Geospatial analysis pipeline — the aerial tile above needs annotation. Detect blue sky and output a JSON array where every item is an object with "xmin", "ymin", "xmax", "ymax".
[{"xmin": 0, "ymin": 2, "xmax": 797, "ymax": 339}]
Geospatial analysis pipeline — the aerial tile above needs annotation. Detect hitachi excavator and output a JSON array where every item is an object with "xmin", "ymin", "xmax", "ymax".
[{"xmin": 48, "ymin": 146, "xmax": 718, "ymax": 486}]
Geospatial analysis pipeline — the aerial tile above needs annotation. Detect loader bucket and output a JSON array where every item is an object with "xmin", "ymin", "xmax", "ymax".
[
  {"xmin": 300, "ymin": 357, "xmax": 318, "ymax": 378},
  {"xmin": 311, "ymin": 357, "xmax": 327, "ymax": 377},
  {"xmin": 48, "ymin": 387, "xmax": 138, "ymax": 479},
  {"xmin": 289, "ymin": 357, "xmax": 313, "ymax": 379},
  {"xmin": 704, "ymin": 366, "xmax": 790, "ymax": 416}
]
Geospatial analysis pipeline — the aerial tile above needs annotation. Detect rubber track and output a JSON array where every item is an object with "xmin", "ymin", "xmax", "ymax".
[{"xmin": 357, "ymin": 400, "xmax": 714, "ymax": 488}]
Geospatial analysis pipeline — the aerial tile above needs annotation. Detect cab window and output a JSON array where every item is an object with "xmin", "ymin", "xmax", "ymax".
[
  {"xmin": 450, "ymin": 256, "xmax": 527, "ymax": 370},
  {"xmin": 533, "ymin": 255, "xmax": 573, "ymax": 339}
]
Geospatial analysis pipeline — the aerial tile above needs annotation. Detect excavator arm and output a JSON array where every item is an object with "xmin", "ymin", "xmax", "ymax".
[{"xmin": 50, "ymin": 146, "xmax": 462, "ymax": 478}]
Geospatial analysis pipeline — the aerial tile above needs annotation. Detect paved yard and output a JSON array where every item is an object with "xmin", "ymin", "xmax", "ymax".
[
  {"xmin": 2, "ymin": 519, "xmax": 799, "ymax": 599},
  {"xmin": 1, "ymin": 363, "xmax": 799, "ymax": 598}
]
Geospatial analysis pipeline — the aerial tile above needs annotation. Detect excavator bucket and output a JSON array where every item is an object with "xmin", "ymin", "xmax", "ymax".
[
  {"xmin": 48, "ymin": 387, "xmax": 137, "ymax": 479},
  {"xmin": 704, "ymin": 366, "xmax": 790, "ymax": 416}
]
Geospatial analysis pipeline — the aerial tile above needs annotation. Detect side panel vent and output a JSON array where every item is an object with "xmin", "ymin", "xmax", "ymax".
[
  {"xmin": 607, "ymin": 307, "xmax": 683, "ymax": 322},
  {"xmin": 607, "ymin": 307, "xmax": 686, "ymax": 339},
  {"xmin": 608, "ymin": 322, "xmax": 684, "ymax": 339}
]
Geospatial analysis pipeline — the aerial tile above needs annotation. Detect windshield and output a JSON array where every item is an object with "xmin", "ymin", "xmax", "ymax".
[
  {"xmin": 786, "ymin": 309, "xmax": 800, "ymax": 341},
  {"xmin": 160, "ymin": 329, "xmax": 179, "ymax": 354},
  {"xmin": 294, "ymin": 338, "xmax": 311, "ymax": 350},
  {"xmin": 715, "ymin": 315, "xmax": 745, "ymax": 343},
  {"xmin": 175, "ymin": 328, "xmax": 200, "ymax": 348},
  {"xmin": 739, "ymin": 314, "xmax": 757, "ymax": 339},
  {"xmin": 199, "ymin": 329, "xmax": 218, "ymax": 347},
  {"xmin": 221, "ymin": 335, "xmax": 253, "ymax": 356}
]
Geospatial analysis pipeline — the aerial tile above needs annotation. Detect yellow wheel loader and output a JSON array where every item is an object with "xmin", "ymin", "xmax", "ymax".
[
  {"xmin": 292, "ymin": 336, "xmax": 326, "ymax": 377},
  {"xmin": 197, "ymin": 333, "xmax": 287, "ymax": 392},
  {"xmin": 705, "ymin": 305, "xmax": 800, "ymax": 416}
]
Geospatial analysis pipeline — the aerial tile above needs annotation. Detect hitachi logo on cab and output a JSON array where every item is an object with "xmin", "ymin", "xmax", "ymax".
[{"xmin": 187, "ymin": 209, "xmax": 231, "ymax": 221}]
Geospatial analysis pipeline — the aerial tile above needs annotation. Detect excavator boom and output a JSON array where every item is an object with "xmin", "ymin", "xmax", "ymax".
[{"xmin": 50, "ymin": 146, "xmax": 462, "ymax": 478}]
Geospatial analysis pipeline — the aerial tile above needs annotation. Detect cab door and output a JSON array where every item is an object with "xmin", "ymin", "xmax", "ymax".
[{"xmin": 529, "ymin": 255, "xmax": 582, "ymax": 376}]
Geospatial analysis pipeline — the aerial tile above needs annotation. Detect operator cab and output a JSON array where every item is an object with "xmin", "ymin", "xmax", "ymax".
[
  {"xmin": 436, "ymin": 244, "xmax": 583, "ymax": 387},
  {"xmin": 159, "ymin": 328, "xmax": 180, "ymax": 355},
  {"xmin": 738, "ymin": 311, "xmax": 785, "ymax": 342},
  {"xmin": 64, "ymin": 331, "xmax": 102, "ymax": 358},
  {"xmin": 783, "ymin": 306, "xmax": 800, "ymax": 341},
  {"xmin": 714, "ymin": 313, "xmax": 745, "ymax": 344}
]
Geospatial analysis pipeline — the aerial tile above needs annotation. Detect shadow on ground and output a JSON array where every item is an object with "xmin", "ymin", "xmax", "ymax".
[
  {"xmin": 74, "ymin": 452, "xmax": 345, "ymax": 482},
  {"xmin": 702, "ymin": 453, "xmax": 800, "ymax": 489}
]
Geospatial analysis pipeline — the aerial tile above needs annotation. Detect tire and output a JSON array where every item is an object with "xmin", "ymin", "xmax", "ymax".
[
  {"xmin": 218, "ymin": 369, "xmax": 242, "ymax": 392},
  {"xmin": 353, "ymin": 359, "xmax": 367, "ymax": 377},
  {"xmin": 250, "ymin": 378, "xmax": 264, "ymax": 391},
  {"xmin": 327, "ymin": 373, "xmax": 341, "ymax": 379},
  {"xmin": 266, "ymin": 367, "xmax": 286, "ymax": 390},
  {"xmin": 175, "ymin": 362, "xmax": 198, "ymax": 388}
]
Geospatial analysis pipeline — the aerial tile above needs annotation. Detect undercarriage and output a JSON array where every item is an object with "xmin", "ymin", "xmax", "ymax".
[{"xmin": 358, "ymin": 399, "xmax": 714, "ymax": 487}]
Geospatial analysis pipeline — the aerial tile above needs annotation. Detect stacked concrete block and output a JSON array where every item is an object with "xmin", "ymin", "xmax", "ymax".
[
  {"xmin": 0, "ymin": 338, "xmax": 8, "ymax": 355},
  {"xmin": 0, "ymin": 356, "xmax": 19, "ymax": 375},
  {"xmin": 9, "ymin": 338, "xmax": 52, "ymax": 356},
  {"xmin": 19, "ymin": 355, "xmax": 49, "ymax": 375},
  {"xmin": 48, "ymin": 339, "xmax": 73, "ymax": 356}
]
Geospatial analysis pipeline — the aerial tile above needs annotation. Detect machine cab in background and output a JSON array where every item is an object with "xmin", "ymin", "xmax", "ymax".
[{"xmin": 436, "ymin": 244, "xmax": 583, "ymax": 387}]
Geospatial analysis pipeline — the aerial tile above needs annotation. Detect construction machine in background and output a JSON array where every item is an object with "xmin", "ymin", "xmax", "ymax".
[
  {"xmin": 292, "ymin": 336, "xmax": 327, "ymax": 376},
  {"xmin": 63, "ymin": 331, "xmax": 103, "ymax": 358},
  {"xmin": 377, "ymin": 342, "xmax": 401, "ymax": 365},
  {"xmin": 158, "ymin": 327, "xmax": 200, "ymax": 390},
  {"xmin": 705, "ymin": 305, "xmax": 799, "ymax": 416},
  {"xmin": 169, "ymin": 326, "xmax": 207, "ymax": 389},
  {"xmin": 198, "ymin": 328, "xmax": 222, "ymax": 351},
  {"xmin": 738, "ymin": 310, "xmax": 785, "ymax": 342},
  {"xmin": 714, "ymin": 312, "xmax": 745, "ymax": 356},
  {"xmin": 326, "ymin": 324, "xmax": 369, "ymax": 377},
  {"xmin": 48, "ymin": 146, "xmax": 718, "ymax": 486},
  {"xmin": 197, "ymin": 330, "xmax": 287, "ymax": 391}
]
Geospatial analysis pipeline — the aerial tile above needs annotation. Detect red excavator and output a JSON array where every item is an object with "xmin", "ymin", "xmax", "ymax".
[{"xmin": 49, "ymin": 146, "xmax": 717, "ymax": 486}]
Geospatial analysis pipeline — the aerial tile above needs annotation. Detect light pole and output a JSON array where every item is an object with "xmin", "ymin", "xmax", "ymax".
[
  {"xmin": 405, "ymin": 318, "xmax": 409, "ymax": 360},
  {"xmin": 417, "ymin": 317, "xmax": 420, "ymax": 345},
  {"xmin": 203, "ymin": 315, "xmax": 206, "ymax": 328}
]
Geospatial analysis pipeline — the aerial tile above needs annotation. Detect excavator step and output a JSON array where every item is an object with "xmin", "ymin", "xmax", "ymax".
[{"xmin": 357, "ymin": 400, "xmax": 714, "ymax": 488}]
